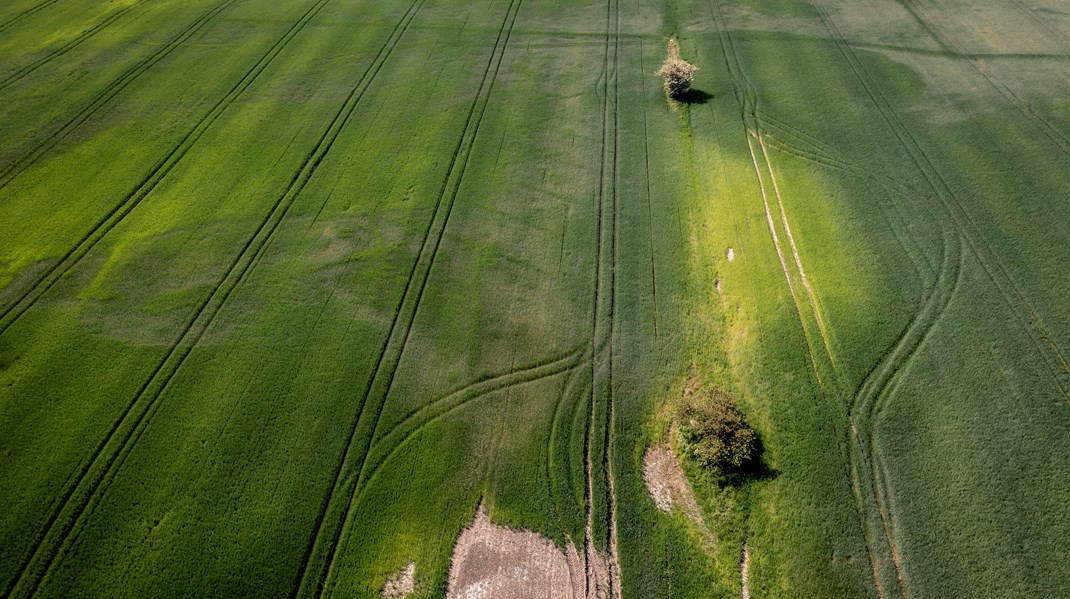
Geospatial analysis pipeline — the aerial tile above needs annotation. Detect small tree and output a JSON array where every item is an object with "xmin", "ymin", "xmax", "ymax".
[
  {"xmin": 676, "ymin": 388, "xmax": 759, "ymax": 480},
  {"xmin": 657, "ymin": 36, "xmax": 698, "ymax": 99}
]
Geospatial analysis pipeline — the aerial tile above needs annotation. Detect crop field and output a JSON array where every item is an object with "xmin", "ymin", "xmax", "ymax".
[{"xmin": 2, "ymin": 0, "xmax": 1070, "ymax": 597}]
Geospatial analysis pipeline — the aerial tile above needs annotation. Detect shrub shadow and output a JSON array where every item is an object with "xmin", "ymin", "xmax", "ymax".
[{"xmin": 678, "ymin": 88, "xmax": 713, "ymax": 105}]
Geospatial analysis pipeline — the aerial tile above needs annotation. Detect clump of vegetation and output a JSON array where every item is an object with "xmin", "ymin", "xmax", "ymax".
[
  {"xmin": 675, "ymin": 388, "xmax": 760, "ymax": 482},
  {"xmin": 656, "ymin": 36, "xmax": 698, "ymax": 99}
]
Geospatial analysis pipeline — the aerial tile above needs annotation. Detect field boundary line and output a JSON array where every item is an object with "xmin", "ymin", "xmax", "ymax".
[
  {"xmin": 0, "ymin": 0, "xmax": 61, "ymax": 36},
  {"xmin": 0, "ymin": 0, "xmax": 150, "ymax": 92},
  {"xmin": 289, "ymin": 1, "xmax": 523, "ymax": 595},
  {"xmin": 0, "ymin": 0, "xmax": 333, "ymax": 338},
  {"xmin": 2, "ymin": 0, "xmax": 417, "ymax": 594},
  {"xmin": 0, "ymin": 0, "xmax": 242, "ymax": 193}
]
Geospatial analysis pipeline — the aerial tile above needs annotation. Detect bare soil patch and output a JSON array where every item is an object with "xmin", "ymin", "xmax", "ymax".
[
  {"xmin": 447, "ymin": 503, "xmax": 584, "ymax": 599},
  {"xmin": 381, "ymin": 562, "xmax": 415, "ymax": 598},
  {"xmin": 642, "ymin": 445, "xmax": 705, "ymax": 528}
]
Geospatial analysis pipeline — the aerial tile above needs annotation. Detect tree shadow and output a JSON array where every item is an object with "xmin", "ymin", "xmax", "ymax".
[
  {"xmin": 678, "ymin": 88, "xmax": 713, "ymax": 105},
  {"xmin": 719, "ymin": 435, "xmax": 779, "ymax": 488}
]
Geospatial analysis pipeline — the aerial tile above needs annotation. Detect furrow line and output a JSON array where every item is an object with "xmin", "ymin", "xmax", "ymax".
[
  {"xmin": 290, "ymin": 1, "xmax": 522, "ymax": 595},
  {"xmin": 3, "ymin": 0, "xmax": 413, "ymax": 594},
  {"xmin": 0, "ymin": 0, "xmax": 241, "ymax": 193},
  {"xmin": 0, "ymin": 0, "xmax": 61, "ymax": 36},
  {"xmin": 0, "ymin": 0, "xmax": 334, "ymax": 337},
  {"xmin": 0, "ymin": 0, "xmax": 149, "ymax": 92}
]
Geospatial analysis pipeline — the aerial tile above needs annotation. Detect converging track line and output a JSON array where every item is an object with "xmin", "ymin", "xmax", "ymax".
[
  {"xmin": 0, "ymin": 0, "xmax": 61, "ymax": 36},
  {"xmin": 290, "ymin": 1, "xmax": 523, "ymax": 596},
  {"xmin": 0, "ymin": 0, "xmax": 242, "ymax": 193},
  {"xmin": 0, "ymin": 0, "xmax": 333, "ymax": 338},
  {"xmin": 0, "ymin": 0, "xmax": 149, "ymax": 92},
  {"xmin": 2, "ymin": 0, "xmax": 420, "ymax": 595}
]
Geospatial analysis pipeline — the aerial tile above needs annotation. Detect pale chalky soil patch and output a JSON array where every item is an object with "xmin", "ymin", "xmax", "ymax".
[
  {"xmin": 447, "ymin": 503, "xmax": 584, "ymax": 599},
  {"xmin": 642, "ymin": 445, "xmax": 704, "ymax": 527},
  {"xmin": 381, "ymin": 562, "xmax": 415, "ymax": 598}
]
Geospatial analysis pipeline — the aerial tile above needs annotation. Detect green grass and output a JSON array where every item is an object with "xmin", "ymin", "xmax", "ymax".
[{"xmin": 2, "ymin": 0, "xmax": 1070, "ymax": 597}]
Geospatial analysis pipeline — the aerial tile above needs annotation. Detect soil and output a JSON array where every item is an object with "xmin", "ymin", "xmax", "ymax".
[
  {"xmin": 381, "ymin": 562, "xmax": 415, "ymax": 599},
  {"xmin": 447, "ymin": 503, "xmax": 585, "ymax": 599},
  {"xmin": 642, "ymin": 446, "xmax": 704, "ymax": 528}
]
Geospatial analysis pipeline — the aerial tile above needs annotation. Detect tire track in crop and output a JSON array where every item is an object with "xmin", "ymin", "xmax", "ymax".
[
  {"xmin": 3, "ymin": 1, "xmax": 421, "ymax": 595},
  {"xmin": 1008, "ymin": 0, "xmax": 1070, "ymax": 48},
  {"xmin": 582, "ymin": 0, "xmax": 621, "ymax": 595},
  {"xmin": 845, "ymin": 229, "xmax": 963, "ymax": 599},
  {"xmin": 356, "ymin": 349, "xmax": 586, "ymax": 509},
  {"xmin": 708, "ymin": 2, "xmax": 901, "ymax": 594},
  {"xmin": 547, "ymin": 348, "xmax": 591, "ymax": 538},
  {"xmin": 707, "ymin": 0, "xmax": 839, "ymax": 388},
  {"xmin": 0, "ymin": 0, "xmax": 334, "ymax": 338},
  {"xmin": 898, "ymin": 0, "xmax": 1070, "ymax": 159},
  {"xmin": 0, "ymin": 0, "xmax": 149, "ymax": 92},
  {"xmin": 808, "ymin": 0, "xmax": 1070, "ymax": 406},
  {"xmin": 804, "ymin": 0, "xmax": 1070, "ymax": 594},
  {"xmin": 758, "ymin": 134, "xmax": 838, "ymax": 372},
  {"xmin": 290, "ymin": 2, "xmax": 522, "ymax": 596},
  {"xmin": 0, "ymin": 0, "xmax": 241, "ymax": 193},
  {"xmin": 0, "ymin": 0, "xmax": 61, "ymax": 36},
  {"xmin": 638, "ymin": 37, "xmax": 658, "ymax": 340}
]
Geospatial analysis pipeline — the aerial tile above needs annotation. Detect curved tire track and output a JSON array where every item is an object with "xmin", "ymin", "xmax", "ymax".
[
  {"xmin": 357, "ymin": 349, "xmax": 586, "ymax": 510},
  {"xmin": 846, "ymin": 230, "xmax": 963, "ymax": 599},
  {"xmin": 808, "ymin": 0, "xmax": 1070, "ymax": 408},
  {"xmin": 290, "ymin": 1, "xmax": 523, "ymax": 596}
]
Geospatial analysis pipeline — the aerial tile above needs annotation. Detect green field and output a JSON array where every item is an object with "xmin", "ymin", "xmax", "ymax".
[{"xmin": 2, "ymin": 0, "xmax": 1070, "ymax": 596}]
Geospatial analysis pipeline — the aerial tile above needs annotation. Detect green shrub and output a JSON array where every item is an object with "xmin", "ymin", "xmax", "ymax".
[{"xmin": 676, "ymin": 389, "xmax": 759, "ymax": 480}]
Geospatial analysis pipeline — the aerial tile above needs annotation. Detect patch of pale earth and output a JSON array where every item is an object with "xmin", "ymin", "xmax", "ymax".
[
  {"xmin": 381, "ymin": 562, "xmax": 415, "ymax": 599},
  {"xmin": 741, "ymin": 539, "xmax": 751, "ymax": 599},
  {"xmin": 727, "ymin": 247, "xmax": 735, "ymax": 261},
  {"xmin": 447, "ymin": 503, "xmax": 584, "ymax": 599},
  {"xmin": 642, "ymin": 446, "xmax": 704, "ymax": 528}
]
